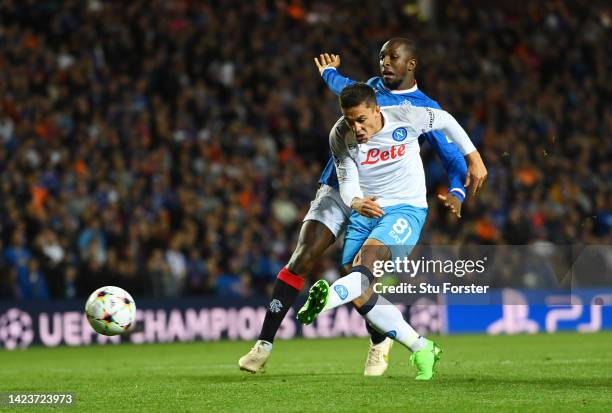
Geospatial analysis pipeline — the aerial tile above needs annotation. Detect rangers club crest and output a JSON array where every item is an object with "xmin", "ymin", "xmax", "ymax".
[{"xmin": 269, "ymin": 299, "xmax": 283, "ymax": 313}]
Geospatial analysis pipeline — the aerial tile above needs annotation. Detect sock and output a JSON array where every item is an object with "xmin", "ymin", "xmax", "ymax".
[
  {"xmin": 365, "ymin": 321, "xmax": 388, "ymax": 345},
  {"xmin": 322, "ymin": 265, "xmax": 373, "ymax": 311},
  {"xmin": 258, "ymin": 267, "xmax": 305, "ymax": 343},
  {"xmin": 358, "ymin": 294, "xmax": 428, "ymax": 352}
]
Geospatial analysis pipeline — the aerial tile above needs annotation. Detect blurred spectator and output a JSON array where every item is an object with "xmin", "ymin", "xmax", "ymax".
[
  {"xmin": 34, "ymin": 227, "xmax": 67, "ymax": 298},
  {"xmin": 214, "ymin": 258, "xmax": 253, "ymax": 298},
  {"xmin": 0, "ymin": 0, "xmax": 610, "ymax": 301},
  {"xmin": 165, "ymin": 236, "xmax": 187, "ymax": 296}
]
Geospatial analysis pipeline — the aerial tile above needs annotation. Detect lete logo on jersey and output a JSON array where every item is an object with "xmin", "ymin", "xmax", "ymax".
[
  {"xmin": 361, "ymin": 144, "xmax": 406, "ymax": 166},
  {"xmin": 392, "ymin": 127, "xmax": 408, "ymax": 142}
]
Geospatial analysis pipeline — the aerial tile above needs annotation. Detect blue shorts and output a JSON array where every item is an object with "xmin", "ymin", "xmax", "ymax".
[{"xmin": 341, "ymin": 204, "xmax": 427, "ymax": 266}]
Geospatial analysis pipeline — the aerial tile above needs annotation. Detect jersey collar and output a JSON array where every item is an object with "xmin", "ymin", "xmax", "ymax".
[{"xmin": 388, "ymin": 82, "xmax": 418, "ymax": 94}]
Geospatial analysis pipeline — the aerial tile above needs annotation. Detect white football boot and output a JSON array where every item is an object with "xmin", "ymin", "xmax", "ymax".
[
  {"xmin": 364, "ymin": 337, "xmax": 394, "ymax": 376},
  {"xmin": 238, "ymin": 340, "xmax": 272, "ymax": 373}
]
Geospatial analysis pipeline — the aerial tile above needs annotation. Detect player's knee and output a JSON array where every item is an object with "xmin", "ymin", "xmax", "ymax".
[
  {"xmin": 351, "ymin": 291, "xmax": 379, "ymax": 314},
  {"xmin": 287, "ymin": 244, "xmax": 316, "ymax": 275},
  {"xmin": 351, "ymin": 289, "xmax": 374, "ymax": 309},
  {"xmin": 357, "ymin": 241, "xmax": 390, "ymax": 270}
]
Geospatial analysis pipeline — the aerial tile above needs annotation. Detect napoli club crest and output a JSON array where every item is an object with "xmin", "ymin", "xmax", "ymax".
[{"xmin": 392, "ymin": 127, "xmax": 408, "ymax": 142}]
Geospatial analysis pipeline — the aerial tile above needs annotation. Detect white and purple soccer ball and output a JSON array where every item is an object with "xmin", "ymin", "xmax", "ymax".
[{"xmin": 85, "ymin": 286, "xmax": 136, "ymax": 336}]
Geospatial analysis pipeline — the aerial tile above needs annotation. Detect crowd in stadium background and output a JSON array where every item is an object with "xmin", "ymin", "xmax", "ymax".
[{"xmin": 1, "ymin": 0, "xmax": 610, "ymax": 301}]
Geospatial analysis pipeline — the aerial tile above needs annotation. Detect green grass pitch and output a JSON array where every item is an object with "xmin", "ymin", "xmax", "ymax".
[{"xmin": 1, "ymin": 332, "xmax": 611, "ymax": 412}]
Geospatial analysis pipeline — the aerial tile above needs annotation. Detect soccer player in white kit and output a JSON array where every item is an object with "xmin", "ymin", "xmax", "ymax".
[
  {"xmin": 239, "ymin": 38, "xmax": 487, "ymax": 377},
  {"xmin": 297, "ymin": 82, "xmax": 485, "ymax": 380}
]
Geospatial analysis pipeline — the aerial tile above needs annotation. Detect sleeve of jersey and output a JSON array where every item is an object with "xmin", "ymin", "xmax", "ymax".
[
  {"xmin": 329, "ymin": 123, "xmax": 363, "ymax": 207},
  {"xmin": 321, "ymin": 68, "xmax": 356, "ymax": 96},
  {"xmin": 414, "ymin": 107, "xmax": 476, "ymax": 155},
  {"xmin": 421, "ymin": 130, "xmax": 467, "ymax": 201}
]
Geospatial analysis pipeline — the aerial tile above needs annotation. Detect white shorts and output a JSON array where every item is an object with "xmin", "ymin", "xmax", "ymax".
[{"xmin": 303, "ymin": 184, "xmax": 351, "ymax": 238}]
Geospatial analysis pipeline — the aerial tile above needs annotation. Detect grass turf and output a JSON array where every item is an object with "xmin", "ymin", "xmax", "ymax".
[{"xmin": 0, "ymin": 332, "xmax": 611, "ymax": 412}]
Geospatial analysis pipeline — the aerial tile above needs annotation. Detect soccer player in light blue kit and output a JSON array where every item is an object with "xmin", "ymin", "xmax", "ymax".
[
  {"xmin": 239, "ymin": 38, "xmax": 487, "ymax": 376},
  {"xmin": 315, "ymin": 40, "xmax": 489, "ymax": 261},
  {"xmin": 298, "ymin": 82, "xmax": 485, "ymax": 380}
]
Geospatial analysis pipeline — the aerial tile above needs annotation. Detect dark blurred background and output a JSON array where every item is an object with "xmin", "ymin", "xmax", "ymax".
[{"xmin": 0, "ymin": 0, "xmax": 610, "ymax": 301}]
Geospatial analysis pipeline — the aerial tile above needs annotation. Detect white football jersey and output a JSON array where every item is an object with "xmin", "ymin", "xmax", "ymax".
[{"xmin": 330, "ymin": 104, "xmax": 475, "ymax": 209}]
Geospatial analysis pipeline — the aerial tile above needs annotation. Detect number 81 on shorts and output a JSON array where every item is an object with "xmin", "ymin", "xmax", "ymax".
[{"xmin": 388, "ymin": 217, "xmax": 413, "ymax": 244}]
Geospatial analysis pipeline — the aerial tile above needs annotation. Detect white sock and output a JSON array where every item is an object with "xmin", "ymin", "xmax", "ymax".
[
  {"xmin": 322, "ymin": 271, "xmax": 369, "ymax": 311},
  {"xmin": 363, "ymin": 296, "xmax": 428, "ymax": 352}
]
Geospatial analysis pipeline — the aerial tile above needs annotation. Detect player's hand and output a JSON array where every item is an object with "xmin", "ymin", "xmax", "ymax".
[
  {"xmin": 351, "ymin": 196, "xmax": 384, "ymax": 218},
  {"xmin": 314, "ymin": 53, "xmax": 341, "ymax": 75},
  {"xmin": 464, "ymin": 150, "xmax": 488, "ymax": 196},
  {"xmin": 437, "ymin": 193, "xmax": 462, "ymax": 218}
]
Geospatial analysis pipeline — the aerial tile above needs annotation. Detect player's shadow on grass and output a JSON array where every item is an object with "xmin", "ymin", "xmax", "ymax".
[
  {"xmin": 191, "ymin": 372, "xmax": 355, "ymax": 383},
  {"xmin": 187, "ymin": 373, "xmax": 612, "ymax": 388}
]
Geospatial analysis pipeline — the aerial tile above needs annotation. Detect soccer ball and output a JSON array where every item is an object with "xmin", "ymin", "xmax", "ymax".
[{"xmin": 85, "ymin": 286, "xmax": 136, "ymax": 336}]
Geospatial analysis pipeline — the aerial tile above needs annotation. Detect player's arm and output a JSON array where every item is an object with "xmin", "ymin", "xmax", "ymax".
[
  {"xmin": 315, "ymin": 54, "xmax": 356, "ymax": 96},
  {"xmin": 329, "ymin": 119, "xmax": 383, "ymax": 218},
  {"xmin": 421, "ymin": 130, "xmax": 467, "ymax": 217},
  {"xmin": 411, "ymin": 107, "xmax": 487, "ymax": 195}
]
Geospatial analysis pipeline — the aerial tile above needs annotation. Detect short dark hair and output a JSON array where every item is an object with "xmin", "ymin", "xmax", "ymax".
[
  {"xmin": 386, "ymin": 36, "xmax": 418, "ymax": 60},
  {"xmin": 339, "ymin": 83, "xmax": 377, "ymax": 109}
]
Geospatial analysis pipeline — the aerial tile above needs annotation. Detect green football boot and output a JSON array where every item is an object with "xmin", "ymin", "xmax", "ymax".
[
  {"xmin": 297, "ymin": 280, "xmax": 329, "ymax": 325},
  {"xmin": 409, "ymin": 339, "xmax": 442, "ymax": 381}
]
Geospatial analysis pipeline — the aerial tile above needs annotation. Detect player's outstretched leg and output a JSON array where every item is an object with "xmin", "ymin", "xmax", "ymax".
[
  {"xmin": 239, "ymin": 220, "xmax": 335, "ymax": 373},
  {"xmin": 239, "ymin": 266, "xmax": 304, "ymax": 373},
  {"xmin": 350, "ymin": 238, "xmax": 441, "ymax": 380}
]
